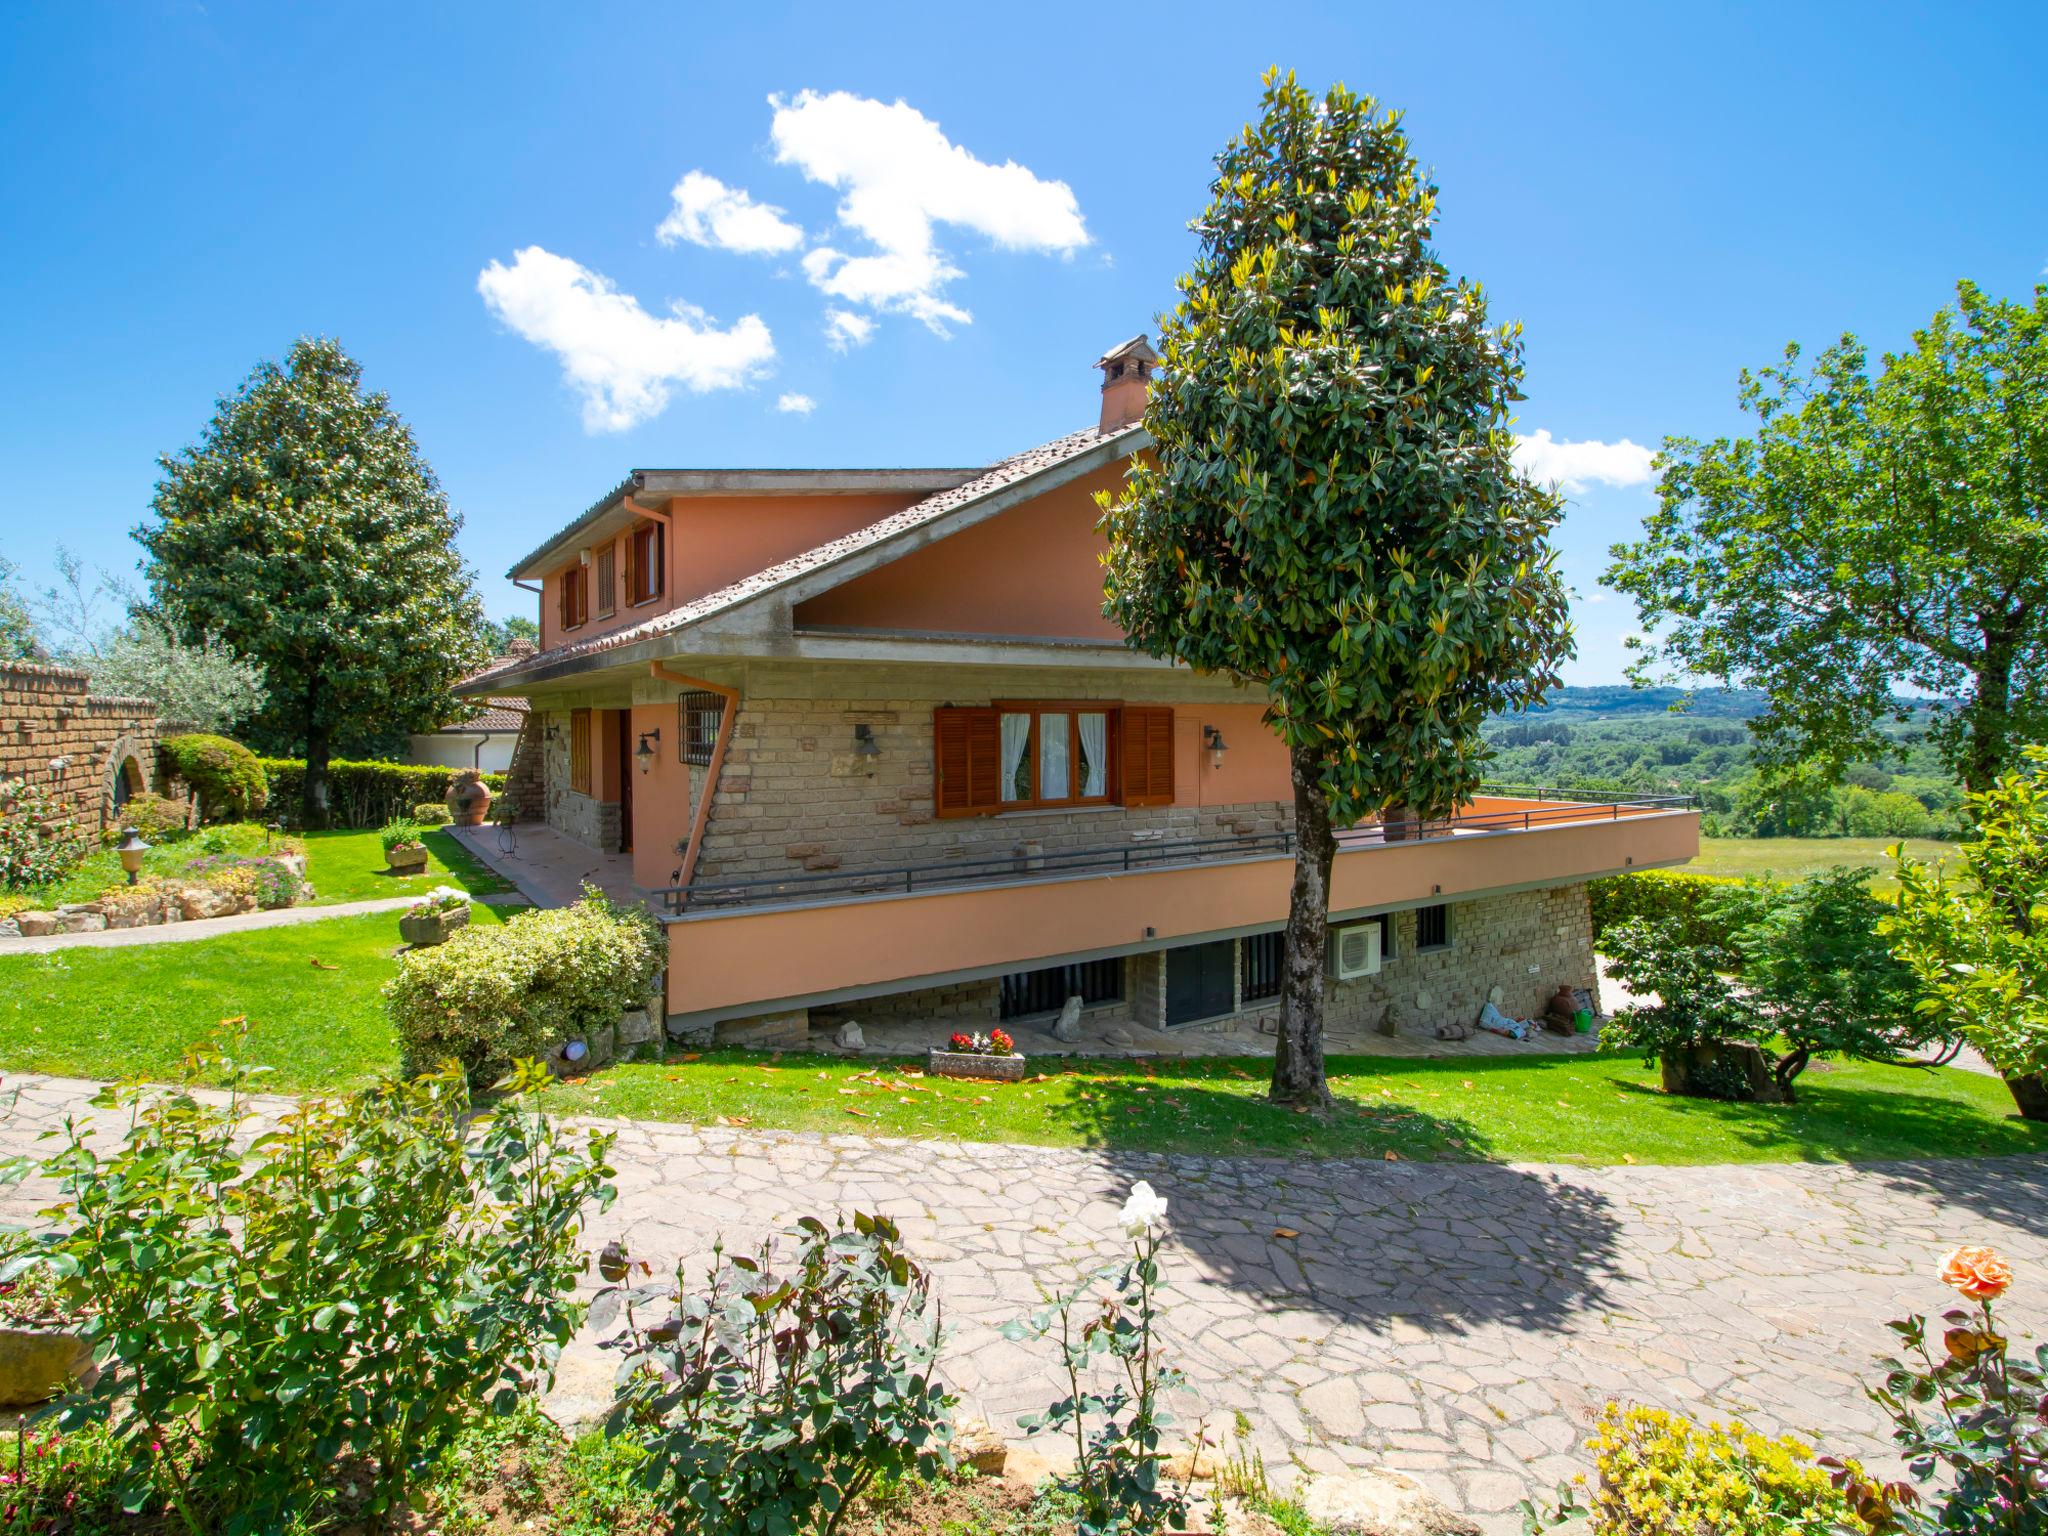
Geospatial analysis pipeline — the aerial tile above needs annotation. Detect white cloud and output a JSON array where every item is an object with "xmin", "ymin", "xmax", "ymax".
[
  {"xmin": 656, "ymin": 170, "xmax": 805, "ymax": 255},
  {"xmin": 477, "ymin": 246, "xmax": 775, "ymax": 433},
  {"xmin": 768, "ymin": 89, "xmax": 1088, "ymax": 332},
  {"xmin": 823, "ymin": 308, "xmax": 876, "ymax": 351},
  {"xmin": 776, "ymin": 392, "xmax": 816, "ymax": 415},
  {"xmin": 1513, "ymin": 430, "xmax": 1657, "ymax": 494}
]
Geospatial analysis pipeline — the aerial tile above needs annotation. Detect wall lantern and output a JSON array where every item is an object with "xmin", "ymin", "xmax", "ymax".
[
  {"xmin": 115, "ymin": 826, "xmax": 151, "ymax": 885},
  {"xmin": 635, "ymin": 728, "xmax": 662, "ymax": 776},
  {"xmin": 853, "ymin": 723, "xmax": 881, "ymax": 758},
  {"xmin": 1202, "ymin": 725, "xmax": 1229, "ymax": 771},
  {"xmin": 543, "ymin": 721, "xmax": 561, "ymax": 743}
]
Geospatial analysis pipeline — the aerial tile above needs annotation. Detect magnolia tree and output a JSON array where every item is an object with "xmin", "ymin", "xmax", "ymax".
[
  {"xmin": 139, "ymin": 338, "xmax": 486, "ymax": 825},
  {"xmin": 1101, "ymin": 73, "xmax": 1573, "ymax": 1106},
  {"xmin": 1888, "ymin": 752, "xmax": 2048, "ymax": 1121}
]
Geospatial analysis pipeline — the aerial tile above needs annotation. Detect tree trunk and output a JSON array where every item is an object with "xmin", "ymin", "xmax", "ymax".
[
  {"xmin": 2005, "ymin": 1071, "xmax": 2048, "ymax": 1122},
  {"xmin": 1271, "ymin": 743, "xmax": 1336, "ymax": 1108},
  {"xmin": 1962, "ymin": 651, "xmax": 2014, "ymax": 796},
  {"xmin": 302, "ymin": 721, "xmax": 333, "ymax": 830}
]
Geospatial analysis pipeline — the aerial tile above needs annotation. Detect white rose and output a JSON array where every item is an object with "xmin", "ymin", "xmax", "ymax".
[{"xmin": 1119, "ymin": 1180, "xmax": 1168, "ymax": 1237}]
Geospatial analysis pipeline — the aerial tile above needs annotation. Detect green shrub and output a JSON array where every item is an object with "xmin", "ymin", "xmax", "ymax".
[
  {"xmin": 160, "ymin": 733, "xmax": 267, "ymax": 822},
  {"xmin": 385, "ymin": 888, "xmax": 663, "ymax": 1074},
  {"xmin": 413, "ymin": 801, "xmax": 454, "ymax": 827},
  {"xmin": 109, "ymin": 789, "xmax": 191, "ymax": 841},
  {"xmin": 1589, "ymin": 869, "xmax": 1762, "ymax": 952},
  {"xmin": 598, "ymin": 1210, "xmax": 953, "ymax": 1536},
  {"xmin": 39, "ymin": 1047, "xmax": 616, "ymax": 1532},
  {"xmin": 1, "ymin": 776, "xmax": 87, "ymax": 891},
  {"xmin": 1536, "ymin": 1402, "xmax": 1866, "ymax": 1534},
  {"xmin": 381, "ymin": 817, "xmax": 426, "ymax": 855},
  {"xmin": 257, "ymin": 756, "xmax": 506, "ymax": 830}
]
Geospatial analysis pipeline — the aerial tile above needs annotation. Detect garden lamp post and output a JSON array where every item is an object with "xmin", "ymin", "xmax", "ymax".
[{"xmin": 115, "ymin": 827, "xmax": 150, "ymax": 885}]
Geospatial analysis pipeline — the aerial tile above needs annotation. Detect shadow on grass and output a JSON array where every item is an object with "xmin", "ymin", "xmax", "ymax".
[{"xmin": 1023, "ymin": 1061, "xmax": 1625, "ymax": 1334}]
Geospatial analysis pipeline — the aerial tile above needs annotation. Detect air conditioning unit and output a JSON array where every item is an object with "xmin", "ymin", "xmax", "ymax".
[{"xmin": 1331, "ymin": 921, "xmax": 1382, "ymax": 980}]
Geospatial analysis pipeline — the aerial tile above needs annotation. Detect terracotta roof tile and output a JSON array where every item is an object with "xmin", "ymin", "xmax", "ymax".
[{"xmin": 465, "ymin": 423, "xmax": 1136, "ymax": 690}]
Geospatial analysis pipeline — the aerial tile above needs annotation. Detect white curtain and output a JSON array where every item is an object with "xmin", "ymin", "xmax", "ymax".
[
  {"xmin": 1001, "ymin": 711, "xmax": 1031, "ymax": 801},
  {"xmin": 1078, "ymin": 712, "xmax": 1107, "ymax": 797},
  {"xmin": 1039, "ymin": 712, "xmax": 1070, "ymax": 800}
]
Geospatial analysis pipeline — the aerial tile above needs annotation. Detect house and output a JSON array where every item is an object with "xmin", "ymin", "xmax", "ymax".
[
  {"xmin": 406, "ymin": 641, "xmax": 533, "ymax": 774},
  {"xmin": 456, "ymin": 337, "xmax": 1699, "ymax": 1047}
]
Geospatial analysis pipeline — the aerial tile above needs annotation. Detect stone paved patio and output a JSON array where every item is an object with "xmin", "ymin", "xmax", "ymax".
[{"xmin": 4, "ymin": 1069, "xmax": 2042, "ymax": 1533}]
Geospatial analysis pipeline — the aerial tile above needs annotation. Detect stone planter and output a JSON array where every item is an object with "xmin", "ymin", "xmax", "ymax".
[
  {"xmin": 399, "ymin": 906, "xmax": 470, "ymax": 948},
  {"xmin": 447, "ymin": 774, "xmax": 492, "ymax": 828},
  {"xmin": 0, "ymin": 1323, "xmax": 95, "ymax": 1407},
  {"xmin": 926, "ymin": 1047, "xmax": 1027, "ymax": 1083},
  {"xmin": 386, "ymin": 842, "xmax": 430, "ymax": 875},
  {"xmin": 1660, "ymin": 1041, "xmax": 1785, "ymax": 1104}
]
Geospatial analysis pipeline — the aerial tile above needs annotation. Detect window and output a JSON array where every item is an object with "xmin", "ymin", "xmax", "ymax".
[
  {"xmin": 1415, "ymin": 903, "xmax": 1451, "ymax": 952},
  {"xmin": 569, "ymin": 709, "xmax": 592, "ymax": 793},
  {"xmin": 594, "ymin": 543, "xmax": 617, "ymax": 618},
  {"xmin": 933, "ymin": 704, "xmax": 1172, "ymax": 818},
  {"xmin": 627, "ymin": 520, "xmax": 665, "ymax": 605},
  {"xmin": 678, "ymin": 691, "xmax": 723, "ymax": 766},
  {"xmin": 558, "ymin": 566, "xmax": 588, "ymax": 631},
  {"xmin": 1242, "ymin": 930, "xmax": 1284, "ymax": 1003},
  {"xmin": 1000, "ymin": 958, "xmax": 1123, "ymax": 1020}
]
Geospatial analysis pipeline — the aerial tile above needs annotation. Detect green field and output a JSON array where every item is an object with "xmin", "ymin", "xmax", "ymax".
[{"xmin": 1688, "ymin": 836, "xmax": 1958, "ymax": 888}]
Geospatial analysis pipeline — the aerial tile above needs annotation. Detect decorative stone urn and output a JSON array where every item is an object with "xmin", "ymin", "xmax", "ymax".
[
  {"xmin": 399, "ymin": 905, "xmax": 470, "ymax": 948},
  {"xmin": 446, "ymin": 772, "xmax": 492, "ymax": 828},
  {"xmin": 386, "ymin": 842, "xmax": 430, "ymax": 875},
  {"xmin": 926, "ymin": 1047, "xmax": 1028, "ymax": 1083},
  {"xmin": 0, "ymin": 1323, "xmax": 94, "ymax": 1407}
]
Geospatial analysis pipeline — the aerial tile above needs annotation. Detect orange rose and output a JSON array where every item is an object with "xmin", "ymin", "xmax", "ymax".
[{"xmin": 1939, "ymin": 1245, "xmax": 2013, "ymax": 1303}]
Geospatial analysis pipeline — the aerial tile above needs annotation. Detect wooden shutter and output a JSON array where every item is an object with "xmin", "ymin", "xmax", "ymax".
[
  {"xmin": 934, "ymin": 706, "xmax": 1000, "ymax": 817},
  {"xmin": 569, "ymin": 709, "xmax": 593, "ymax": 793},
  {"xmin": 1119, "ymin": 706, "xmax": 1175, "ymax": 806}
]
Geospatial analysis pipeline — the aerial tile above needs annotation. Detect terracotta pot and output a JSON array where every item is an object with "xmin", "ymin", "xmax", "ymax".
[
  {"xmin": 447, "ymin": 773, "xmax": 492, "ymax": 828},
  {"xmin": 386, "ymin": 842, "xmax": 430, "ymax": 874},
  {"xmin": 0, "ymin": 1324, "xmax": 95, "ymax": 1407},
  {"xmin": 399, "ymin": 906, "xmax": 470, "ymax": 948},
  {"xmin": 926, "ymin": 1048, "xmax": 1028, "ymax": 1083}
]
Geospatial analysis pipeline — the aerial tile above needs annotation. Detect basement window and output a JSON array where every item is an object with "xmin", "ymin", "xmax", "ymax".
[
  {"xmin": 678, "ymin": 691, "xmax": 723, "ymax": 766},
  {"xmin": 1414, "ymin": 904, "xmax": 1451, "ymax": 953}
]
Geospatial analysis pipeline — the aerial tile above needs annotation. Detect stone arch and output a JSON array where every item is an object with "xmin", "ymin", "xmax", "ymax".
[{"xmin": 102, "ymin": 734, "xmax": 152, "ymax": 828}]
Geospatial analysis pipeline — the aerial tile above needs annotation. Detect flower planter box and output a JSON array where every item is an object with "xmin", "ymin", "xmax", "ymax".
[
  {"xmin": 399, "ymin": 906, "xmax": 470, "ymax": 948},
  {"xmin": 926, "ymin": 1047, "xmax": 1027, "ymax": 1083},
  {"xmin": 386, "ymin": 844, "xmax": 430, "ymax": 875},
  {"xmin": 0, "ymin": 1324, "xmax": 95, "ymax": 1407}
]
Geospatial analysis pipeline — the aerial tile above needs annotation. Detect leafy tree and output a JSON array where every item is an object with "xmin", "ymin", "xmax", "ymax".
[
  {"xmin": 0, "ymin": 549, "xmax": 38, "ymax": 660},
  {"xmin": 480, "ymin": 614, "xmax": 539, "ymax": 654},
  {"xmin": 1608, "ymin": 281, "xmax": 2048, "ymax": 795},
  {"xmin": 1888, "ymin": 751, "xmax": 2048, "ymax": 1120},
  {"xmin": 138, "ymin": 338, "xmax": 487, "ymax": 824},
  {"xmin": 1100, "ymin": 73, "xmax": 1572, "ymax": 1106}
]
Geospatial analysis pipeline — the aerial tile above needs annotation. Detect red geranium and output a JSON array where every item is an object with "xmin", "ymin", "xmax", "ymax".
[
  {"xmin": 990, "ymin": 1028, "xmax": 1015, "ymax": 1055},
  {"xmin": 948, "ymin": 1032, "xmax": 974, "ymax": 1053}
]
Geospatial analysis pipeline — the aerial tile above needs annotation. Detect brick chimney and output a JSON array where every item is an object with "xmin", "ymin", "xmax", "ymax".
[{"xmin": 1095, "ymin": 334, "xmax": 1159, "ymax": 434}]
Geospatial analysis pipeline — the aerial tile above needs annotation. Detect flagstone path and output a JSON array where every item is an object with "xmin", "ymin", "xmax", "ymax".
[{"xmin": 4, "ymin": 1069, "xmax": 2043, "ymax": 1533}]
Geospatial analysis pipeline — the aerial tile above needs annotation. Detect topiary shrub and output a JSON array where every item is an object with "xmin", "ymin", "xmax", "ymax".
[
  {"xmin": 385, "ymin": 887, "xmax": 663, "ymax": 1076},
  {"xmin": 161, "ymin": 733, "xmax": 267, "ymax": 823},
  {"xmin": 412, "ymin": 802, "xmax": 454, "ymax": 827},
  {"xmin": 258, "ymin": 757, "xmax": 507, "ymax": 829},
  {"xmin": 1589, "ymin": 869, "xmax": 1765, "ymax": 953}
]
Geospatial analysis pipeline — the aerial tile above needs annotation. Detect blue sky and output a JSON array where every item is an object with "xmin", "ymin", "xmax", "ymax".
[{"xmin": 2, "ymin": 1, "xmax": 2042, "ymax": 683}]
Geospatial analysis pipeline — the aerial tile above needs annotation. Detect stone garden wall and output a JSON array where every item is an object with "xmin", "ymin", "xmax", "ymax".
[{"xmin": 0, "ymin": 660, "xmax": 158, "ymax": 833}]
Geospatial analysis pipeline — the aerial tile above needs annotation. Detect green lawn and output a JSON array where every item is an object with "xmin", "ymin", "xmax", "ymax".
[
  {"xmin": 534, "ymin": 1047, "xmax": 2047, "ymax": 1168},
  {"xmin": 1690, "ymin": 836, "xmax": 1958, "ymax": 890},
  {"xmin": 5, "ymin": 824, "xmax": 513, "ymax": 910},
  {"xmin": 0, "ymin": 906, "xmax": 512, "ymax": 1092}
]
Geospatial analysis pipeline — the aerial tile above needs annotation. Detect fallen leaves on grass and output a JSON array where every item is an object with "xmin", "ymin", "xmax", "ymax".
[{"xmin": 309, "ymin": 959, "xmax": 339, "ymax": 971}]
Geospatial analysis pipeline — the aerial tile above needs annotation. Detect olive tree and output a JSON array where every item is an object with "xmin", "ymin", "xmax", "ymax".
[
  {"xmin": 1101, "ymin": 73, "xmax": 1573, "ymax": 1106},
  {"xmin": 139, "ymin": 338, "xmax": 487, "ymax": 824}
]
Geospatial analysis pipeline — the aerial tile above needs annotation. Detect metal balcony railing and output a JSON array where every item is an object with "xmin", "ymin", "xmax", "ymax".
[{"xmin": 659, "ymin": 789, "xmax": 1696, "ymax": 916}]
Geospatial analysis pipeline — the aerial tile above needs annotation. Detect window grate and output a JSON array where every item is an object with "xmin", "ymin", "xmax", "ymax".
[
  {"xmin": 1000, "ymin": 958, "xmax": 1123, "ymax": 1020},
  {"xmin": 678, "ymin": 692, "xmax": 723, "ymax": 765},
  {"xmin": 1415, "ymin": 903, "xmax": 1450, "ymax": 951},
  {"xmin": 1242, "ymin": 930, "xmax": 1284, "ymax": 1002}
]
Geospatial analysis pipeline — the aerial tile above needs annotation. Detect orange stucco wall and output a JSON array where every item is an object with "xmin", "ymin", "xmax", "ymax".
[
  {"xmin": 664, "ymin": 809, "xmax": 1701, "ymax": 1017},
  {"xmin": 791, "ymin": 463, "xmax": 1128, "ymax": 640},
  {"xmin": 630, "ymin": 701, "xmax": 697, "ymax": 890},
  {"xmin": 1176, "ymin": 702, "xmax": 1289, "ymax": 806},
  {"xmin": 538, "ymin": 492, "xmax": 927, "ymax": 650}
]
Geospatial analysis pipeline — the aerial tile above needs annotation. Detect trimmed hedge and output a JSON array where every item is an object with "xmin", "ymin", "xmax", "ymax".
[
  {"xmin": 384, "ymin": 890, "xmax": 663, "ymax": 1075},
  {"xmin": 1588, "ymin": 869, "xmax": 1763, "ymax": 952},
  {"xmin": 162, "ymin": 734, "xmax": 269, "ymax": 822},
  {"xmin": 258, "ymin": 757, "xmax": 507, "ymax": 830}
]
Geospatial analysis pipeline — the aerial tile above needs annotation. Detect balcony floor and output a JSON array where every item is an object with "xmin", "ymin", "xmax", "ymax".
[{"xmin": 449, "ymin": 823, "xmax": 648, "ymax": 909}]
